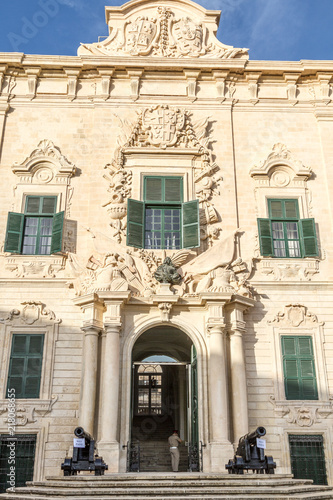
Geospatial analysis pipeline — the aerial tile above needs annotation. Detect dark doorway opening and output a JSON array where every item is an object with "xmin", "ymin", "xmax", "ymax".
[{"xmin": 129, "ymin": 326, "xmax": 198, "ymax": 472}]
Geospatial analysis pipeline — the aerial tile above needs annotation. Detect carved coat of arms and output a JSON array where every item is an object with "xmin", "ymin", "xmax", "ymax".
[
  {"xmin": 142, "ymin": 106, "xmax": 185, "ymax": 147},
  {"xmin": 125, "ymin": 17, "xmax": 158, "ymax": 55},
  {"xmin": 172, "ymin": 17, "xmax": 204, "ymax": 57}
]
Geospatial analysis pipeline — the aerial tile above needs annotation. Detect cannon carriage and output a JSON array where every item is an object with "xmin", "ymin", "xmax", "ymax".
[
  {"xmin": 226, "ymin": 427, "xmax": 276, "ymax": 475},
  {"xmin": 61, "ymin": 427, "xmax": 108, "ymax": 476}
]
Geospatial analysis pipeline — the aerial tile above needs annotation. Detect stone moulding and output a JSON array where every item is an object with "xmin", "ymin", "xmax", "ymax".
[
  {"xmin": 78, "ymin": 0, "xmax": 248, "ymax": 59},
  {"xmin": 0, "ymin": 395, "xmax": 58, "ymax": 426},
  {"xmin": 268, "ymin": 304, "xmax": 323, "ymax": 327},
  {"xmin": 258, "ymin": 259, "xmax": 320, "ymax": 281},
  {"xmin": 4, "ymin": 255, "xmax": 66, "ymax": 278},
  {"xmin": 269, "ymin": 397, "xmax": 333, "ymax": 427},
  {"xmin": 0, "ymin": 301, "xmax": 60, "ymax": 325}
]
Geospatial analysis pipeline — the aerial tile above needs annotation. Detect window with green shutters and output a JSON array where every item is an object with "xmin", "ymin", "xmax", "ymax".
[
  {"xmin": 257, "ymin": 199, "xmax": 318, "ymax": 258},
  {"xmin": 7, "ymin": 334, "xmax": 44, "ymax": 399},
  {"xmin": 127, "ymin": 176, "xmax": 200, "ymax": 250},
  {"xmin": 4, "ymin": 196, "xmax": 64, "ymax": 255},
  {"xmin": 281, "ymin": 336, "xmax": 318, "ymax": 400}
]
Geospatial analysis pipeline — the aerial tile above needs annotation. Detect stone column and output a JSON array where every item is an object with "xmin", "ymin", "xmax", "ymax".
[
  {"xmin": 74, "ymin": 293, "xmax": 105, "ymax": 437},
  {"xmin": 100, "ymin": 323, "xmax": 121, "ymax": 443},
  {"xmin": 79, "ymin": 326, "xmax": 100, "ymax": 436},
  {"xmin": 228, "ymin": 302, "xmax": 251, "ymax": 444},
  {"xmin": 97, "ymin": 292, "xmax": 130, "ymax": 473},
  {"xmin": 208, "ymin": 324, "xmax": 229, "ymax": 442},
  {"xmin": 208, "ymin": 322, "xmax": 234, "ymax": 470}
]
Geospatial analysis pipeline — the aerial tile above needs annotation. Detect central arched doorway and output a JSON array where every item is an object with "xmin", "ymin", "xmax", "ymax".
[{"xmin": 129, "ymin": 325, "xmax": 199, "ymax": 472}]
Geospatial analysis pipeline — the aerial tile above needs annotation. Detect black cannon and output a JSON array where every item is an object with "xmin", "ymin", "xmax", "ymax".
[
  {"xmin": 226, "ymin": 427, "xmax": 276, "ymax": 475},
  {"xmin": 61, "ymin": 427, "xmax": 108, "ymax": 476}
]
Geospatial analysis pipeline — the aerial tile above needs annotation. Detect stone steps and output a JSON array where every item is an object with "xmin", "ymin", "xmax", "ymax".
[
  {"xmin": 0, "ymin": 474, "xmax": 333, "ymax": 499},
  {"xmin": 139, "ymin": 440, "xmax": 188, "ymax": 472}
]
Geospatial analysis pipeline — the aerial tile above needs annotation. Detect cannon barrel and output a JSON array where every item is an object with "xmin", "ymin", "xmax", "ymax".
[
  {"xmin": 243, "ymin": 426, "xmax": 266, "ymax": 443},
  {"xmin": 74, "ymin": 426, "xmax": 93, "ymax": 441}
]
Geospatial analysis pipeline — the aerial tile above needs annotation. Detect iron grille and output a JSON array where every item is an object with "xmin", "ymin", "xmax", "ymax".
[
  {"xmin": 0, "ymin": 434, "xmax": 36, "ymax": 493},
  {"xmin": 289, "ymin": 434, "xmax": 327, "ymax": 485}
]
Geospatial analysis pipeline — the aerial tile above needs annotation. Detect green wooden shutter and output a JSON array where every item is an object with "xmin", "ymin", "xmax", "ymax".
[
  {"xmin": 269, "ymin": 200, "xmax": 283, "ymax": 218},
  {"xmin": 282, "ymin": 336, "xmax": 318, "ymax": 400},
  {"xmin": 127, "ymin": 199, "xmax": 144, "ymax": 248},
  {"xmin": 25, "ymin": 196, "xmax": 40, "ymax": 214},
  {"xmin": 182, "ymin": 200, "xmax": 200, "ymax": 249},
  {"xmin": 165, "ymin": 177, "xmax": 182, "ymax": 202},
  {"xmin": 41, "ymin": 197, "xmax": 57, "ymax": 214},
  {"xmin": 7, "ymin": 334, "xmax": 44, "ymax": 399},
  {"xmin": 4, "ymin": 212, "xmax": 25, "ymax": 253},
  {"xmin": 145, "ymin": 177, "xmax": 162, "ymax": 202},
  {"xmin": 299, "ymin": 218, "xmax": 319, "ymax": 257},
  {"xmin": 50, "ymin": 211, "xmax": 64, "ymax": 254},
  {"xmin": 285, "ymin": 200, "xmax": 298, "ymax": 219},
  {"xmin": 298, "ymin": 337, "xmax": 318, "ymax": 399},
  {"xmin": 257, "ymin": 218, "xmax": 273, "ymax": 256}
]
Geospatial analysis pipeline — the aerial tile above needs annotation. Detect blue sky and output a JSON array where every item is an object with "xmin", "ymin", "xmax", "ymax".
[{"xmin": 0, "ymin": 0, "xmax": 332, "ymax": 61}]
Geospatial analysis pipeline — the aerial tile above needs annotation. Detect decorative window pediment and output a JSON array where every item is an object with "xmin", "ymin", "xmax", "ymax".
[
  {"xmin": 250, "ymin": 143, "xmax": 312, "ymax": 188},
  {"xmin": 12, "ymin": 140, "xmax": 76, "ymax": 185}
]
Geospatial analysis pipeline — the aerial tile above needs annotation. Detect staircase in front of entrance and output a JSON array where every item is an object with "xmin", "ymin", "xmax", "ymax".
[
  {"xmin": 132, "ymin": 415, "xmax": 188, "ymax": 472},
  {"xmin": 139, "ymin": 440, "xmax": 188, "ymax": 472},
  {"xmin": 1, "ymin": 473, "xmax": 333, "ymax": 499}
]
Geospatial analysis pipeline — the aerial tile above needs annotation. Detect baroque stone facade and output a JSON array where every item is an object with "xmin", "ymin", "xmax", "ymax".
[{"xmin": 0, "ymin": 0, "xmax": 333, "ymax": 487}]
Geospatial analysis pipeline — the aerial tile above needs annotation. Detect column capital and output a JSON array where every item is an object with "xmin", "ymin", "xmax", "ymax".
[
  {"xmin": 104, "ymin": 322, "xmax": 122, "ymax": 333},
  {"xmin": 228, "ymin": 320, "xmax": 246, "ymax": 336},
  {"xmin": 74, "ymin": 293, "xmax": 106, "ymax": 330},
  {"xmin": 207, "ymin": 322, "xmax": 226, "ymax": 337},
  {"xmin": 81, "ymin": 325, "xmax": 101, "ymax": 336}
]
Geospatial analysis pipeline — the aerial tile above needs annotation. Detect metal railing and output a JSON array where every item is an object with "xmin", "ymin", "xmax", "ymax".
[
  {"xmin": 125, "ymin": 441, "xmax": 140, "ymax": 472},
  {"xmin": 188, "ymin": 441, "xmax": 205, "ymax": 472}
]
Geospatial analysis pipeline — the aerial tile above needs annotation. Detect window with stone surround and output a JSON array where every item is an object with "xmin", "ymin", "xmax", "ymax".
[
  {"xmin": 258, "ymin": 199, "xmax": 318, "ymax": 258},
  {"xmin": 4, "ymin": 196, "xmax": 64, "ymax": 256},
  {"xmin": 127, "ymin": 176, "xmax": 200, "ymax": 250}
]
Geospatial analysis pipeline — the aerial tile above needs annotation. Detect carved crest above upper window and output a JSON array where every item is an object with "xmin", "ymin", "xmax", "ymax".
[
  {"xmin": 12, "ymin": 140, "xmax": 76, "ymax": 185},
  {"xmin": 78, "ymin": 0, "xmax": 248, "ymax": 59},
  {"xmin": 250, "ymin": 143, "xmax": 312, "ymax": 188}
]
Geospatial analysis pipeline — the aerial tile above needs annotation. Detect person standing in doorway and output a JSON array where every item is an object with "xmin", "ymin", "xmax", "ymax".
[{"xmin": 168, "ymin": 430, "xmax": 182, "ymax": 472}]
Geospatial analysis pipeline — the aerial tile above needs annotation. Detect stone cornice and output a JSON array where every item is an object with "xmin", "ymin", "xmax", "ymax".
[{"xmin": 0, "ymin": 53, "xmax": 331, "ymax": 76}]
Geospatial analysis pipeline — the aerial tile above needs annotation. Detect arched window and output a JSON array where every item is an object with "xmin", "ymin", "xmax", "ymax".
[{"xmin": 136, "ymin": 364, "xmax": 163, "ymax": 415}]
